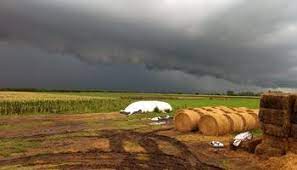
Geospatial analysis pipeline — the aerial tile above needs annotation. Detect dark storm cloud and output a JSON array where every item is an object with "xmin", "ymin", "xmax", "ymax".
[
  {"xmin": 1, "ymin": 44, "xmax": 258, "ymax": 92},
  {"xmin": 1, "ymin": 0, "xmax": 297, "ymax": 90}
]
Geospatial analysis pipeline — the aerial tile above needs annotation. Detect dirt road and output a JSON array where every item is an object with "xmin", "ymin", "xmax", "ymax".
[{"xmin": 0, "ymin": 112, "xmax": 292, "ymax": 169}]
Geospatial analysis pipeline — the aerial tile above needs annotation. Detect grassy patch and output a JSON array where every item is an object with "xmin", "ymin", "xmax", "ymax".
[
  {"xmin": 221, "ymin": 159, "xmax": 230, "ymax": 170},
  {"xmin": 166, "ymin": 98, "xmax": 259, "ymax": 110},
  {"xmin": 128, "ymin": 112, "xmax": 173, "ymax": 120},
  {"xmin": 250, "ymin": 128, "xmax": 263, "ymax": 137},
  {"xmin": 46, "ymin": 131, "xmax": 99, "ymax": 140},
  {"xmin": 109, "ymin": 120, "xmax": 148, "ymax": 130},
  {"xmin": 0, "ymin": 121, "xmax": 53, "ymax": 132},
  {"xmin": 0, "ymin": 139, "xmax": 40, "ymax": 157}
]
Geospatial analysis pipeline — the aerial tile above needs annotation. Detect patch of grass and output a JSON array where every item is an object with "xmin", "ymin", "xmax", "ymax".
[
  {"xmin": 221, "ymin": 159, "xmax": 230, "ymax": 170},
  {"xmin": 110, "ymin": 120, "xmax": 148, "ymax": 130},
  {"xmin": 0, "ymin": 121, "xmax": 53, "ymax": 131},
  {"xmin": 128, "ymin": 112, "xmax": 173, "ymax": 120},
  {"xmin": 46, "ymin": 131, "xmax": 99, "ymax": 140},
  {"xmin": 251, "ymin": 128, "xmax": 263, "ymax": 137},
  {"xmin": 0, "ymin": 139, "xmax": 40, "ymax": 157},
  {"xmin": 166, "ymin": 98, "xmax": 259, "ymax": 111}
]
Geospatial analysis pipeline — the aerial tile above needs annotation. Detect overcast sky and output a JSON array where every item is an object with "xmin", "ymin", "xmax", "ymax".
[{"xmin": 1, "ymin": 0, "xmax": 297, "ymax": 92}]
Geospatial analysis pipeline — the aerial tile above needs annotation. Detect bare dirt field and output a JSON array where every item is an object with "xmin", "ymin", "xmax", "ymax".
[{"xmin": 0, "ymin": 112, "xmax": 295, "ymax": 169}]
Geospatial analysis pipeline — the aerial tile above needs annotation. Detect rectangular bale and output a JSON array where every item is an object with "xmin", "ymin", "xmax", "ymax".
[
  {"xmin": 288, "ymin": 138, "xmax": 297, "ymax": 154},
  {"xmin": 259, "ymin": 108, "xmax": 288, "ymax": 126},
  {"xmin": 255, "ymin": 143, "xmax": 286, "ymax": 157},
  {"xmin": 255, "ymin": 135, "xmax": 288, "ymax": 157},
  {"xmin": 262, "ymin": 135, "xmax": 289, "ymax": 149},
  {"xmin": 260, "ymin": 93, "xmax": 296, "ymax": 112},
  {"xmin": 291, "ymin": 124, "xmax": 297, "ymax": 138},
  {"xmin": 289, "ymin": 138, "xmax": 297, "ymax": 154},
  {"xmin": 261, "ymin": 123, "xmax": 290, "ymax": 137},
  {"xmin": 292, "ymin": 102, "xmax": 297, "ymax": 124}
]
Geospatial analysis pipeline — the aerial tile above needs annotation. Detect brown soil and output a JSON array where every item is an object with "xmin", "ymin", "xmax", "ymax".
[{"xmin": 0, "ymin": 112, "xmax": 296, "ymax": 169}]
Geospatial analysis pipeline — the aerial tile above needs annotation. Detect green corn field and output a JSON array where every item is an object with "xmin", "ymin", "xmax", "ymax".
[{"xmin": 0, "ymin": 92, "xmax": 133, "ymax": 115}]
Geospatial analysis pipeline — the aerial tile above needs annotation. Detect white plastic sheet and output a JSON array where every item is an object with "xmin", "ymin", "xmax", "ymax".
[
  {"xmin": 210, "ymin": 141, "xmax": 224, "ymax": 148},
  {"xmin": 121, "ymin": 101, "xmax": 172, "ymax": 115},
  {"xmin": 233, "ymin": 131, "xmax": 253, "ymax": 147}
]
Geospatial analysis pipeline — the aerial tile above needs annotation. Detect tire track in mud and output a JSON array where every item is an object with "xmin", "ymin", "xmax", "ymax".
[{"xmin": 0, "ymin": 129, "xmax": 222, "ymax": 169}]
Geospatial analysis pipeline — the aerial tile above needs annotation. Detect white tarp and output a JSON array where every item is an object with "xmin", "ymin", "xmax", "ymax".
[
  {"xmin": 233, "ymin": 131, "xmax": 253, "ymax": 147},
  {"xmin": 121, "ymin": 101, "xmax": 172, "ymax": 115},
  {"xmin": 210, "ymin": 141, "xmax": 224, "ymax": 148}
]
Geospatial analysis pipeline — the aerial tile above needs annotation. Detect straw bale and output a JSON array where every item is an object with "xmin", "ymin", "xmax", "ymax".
[
  {"xmin": 260, "ymin": 93, "xmax": 296, "ymax": 111},
  {"xmin": 198, "ymin": 114, "xmax": 231, "ymax": 136},
  {"xmin": 234, "ymin": 112, "xmax": 258, "ymax": 131},
  {"xmin": 174, "ymin": 109, "xmax": 201, "ymax": 132},
  {"xmin": 223, "ymin": 113, "xmax": 245, "ymax": 132},
  {"xmin": 261, "ymin": 123, "xmax": 290, "ymax": 137},
  {"xmin": 259, "ymin": 108, "xmax": 288, "ymax": 126}
]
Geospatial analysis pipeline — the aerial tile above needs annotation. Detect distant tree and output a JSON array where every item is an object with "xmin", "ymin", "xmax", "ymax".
[
  {"xmin": 227, "ymin": 90, "xmax": 235, "ymax": 96},
  {"xmin": 238, "ymin": 91, "xmax": 256, "ymax": 96}
]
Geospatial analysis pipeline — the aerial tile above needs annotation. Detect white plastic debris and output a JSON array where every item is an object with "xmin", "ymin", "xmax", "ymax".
[
  {"xmin": 210, "ymin": 141, "xmax": 224, "ymax": 148},
  {"xmin": 151, "ymin": 115, "xmax": 171, "ymax": 122},
  {"xmin": 151, "ymin": 117, "xmax": 162, "ymax": 121},
  {"xmin": 149, "ymin": 121, "xmax": 166, "ymax": 126},
  {"xmin": 121, "ymin": 101, "xmax": 172, "ymax": 115},
  {"xmin": 233, "ymin": 131, "xmax": 253, "ymax": 147},
  {"xmin": 164, "ymin": 115, "xmax": 170, "ymax": 119}
]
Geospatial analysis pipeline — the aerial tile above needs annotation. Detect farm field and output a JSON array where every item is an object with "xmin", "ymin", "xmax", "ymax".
[
  {"xmin": 0, "ymin": 91, "xmax": 259, "ymax": 116},
  {"xmin": 2, "ymin": 91, "xmax": 294, "ymax": 169}
]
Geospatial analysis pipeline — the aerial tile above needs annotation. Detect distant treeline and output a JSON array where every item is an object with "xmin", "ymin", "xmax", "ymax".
[
  {"xmin": 0, "ymin": 88, "xmax": 108, "ymax": 93},
  {"xmin": 195, "ymin": 91, "xmax": 261, "ymax": 96},
  {"xmin": 226, "ymin": 90, "xmax": 261, "ymax": 96},
  {"xmin": 0, "ymin": 88, "xmax": 188, "ymax": 94},
  {"xmin": 0, "ymin": 88, "xmax": 261, "ymax": 96}
]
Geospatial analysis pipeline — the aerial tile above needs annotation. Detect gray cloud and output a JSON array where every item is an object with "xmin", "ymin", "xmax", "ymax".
[
  {"xmin": 1, "ymin": 0, "xmax": 297, "ymax": 91},
  {"xmin": 1, "ymin": 43, "xmax": 263, "ymax": 92}
]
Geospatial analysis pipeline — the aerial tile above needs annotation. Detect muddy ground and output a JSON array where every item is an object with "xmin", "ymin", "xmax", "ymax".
[{"xmin": 0, "ymin": 112, "xmax": 296, "ymax": 170}]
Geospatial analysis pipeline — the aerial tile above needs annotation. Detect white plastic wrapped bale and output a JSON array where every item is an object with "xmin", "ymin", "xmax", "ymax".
[{"xmin": 121, "ymin": 101, "xmax": 172, "ymax": 115}]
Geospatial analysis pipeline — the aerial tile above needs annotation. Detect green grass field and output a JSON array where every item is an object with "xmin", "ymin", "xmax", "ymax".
[{"xmin": 0, "ymin": 91, "xmax": 259, "ymax": 115}]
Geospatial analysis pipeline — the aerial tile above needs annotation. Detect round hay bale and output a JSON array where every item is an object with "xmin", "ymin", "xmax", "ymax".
[
  {"xmin": 202, "ymin": 107, "xmax": 214, "ymax": 111},
  {"xmin": 198, "ymin": 114, "xmax": 231, "ymax": 136},
  {"xmin": 234, "ymin": 112, "xmax": 258, "ymax": 131},
  {"xmin": 247, "ymin": 110, "xmax": 260, "ymax": 128},
  {"xmin": 232, "ymin": 107, "xmax": 245, "ymax": 112},
  {"xmin": 248, "ymin": 111, "xmax": 258, "ymax": 119},
  {"xmin": 192, "ymin": 108, "xmax": 210, "ymax": 115},
  {"xmin": 208, "ymin": 108, "xmax": 227, "ymax": 114},
  {"xmin": 174, "ymin": 109, "xmax": 201, "ymax": 132},
  {"xmin": 215, "ymin": 106, "xmax": 235, "ymax": 113},
  {"xmin": 247, "ymin": 109, "xmax": 259, "ymax": 117},
  {"xmin": 223, "ymin": 113, "xmax": 245, "ymax": 132}
]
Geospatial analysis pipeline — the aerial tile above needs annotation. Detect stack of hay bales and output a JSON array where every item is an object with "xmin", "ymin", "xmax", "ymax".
[
  {"xmin": 223, "ymin": 113, "xmax": 245, "ymax": 132},
  {"xmin": 289, "ymin": 101, "xmax": 297, "ymax": 154},
  {"xmin": 174, "ymin": 109, "xmax": 202, "ymax": 132},
  {"xmin": 198, "ymin": 113, "xmax": 231, "ymax": 136},
  {"xmin": 255, "ymin": 93, "xmax": 297, "ymax": 157},
  {"xmin": 174, "ymin": 106, "xmax": 260, "ymax": 136}
]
